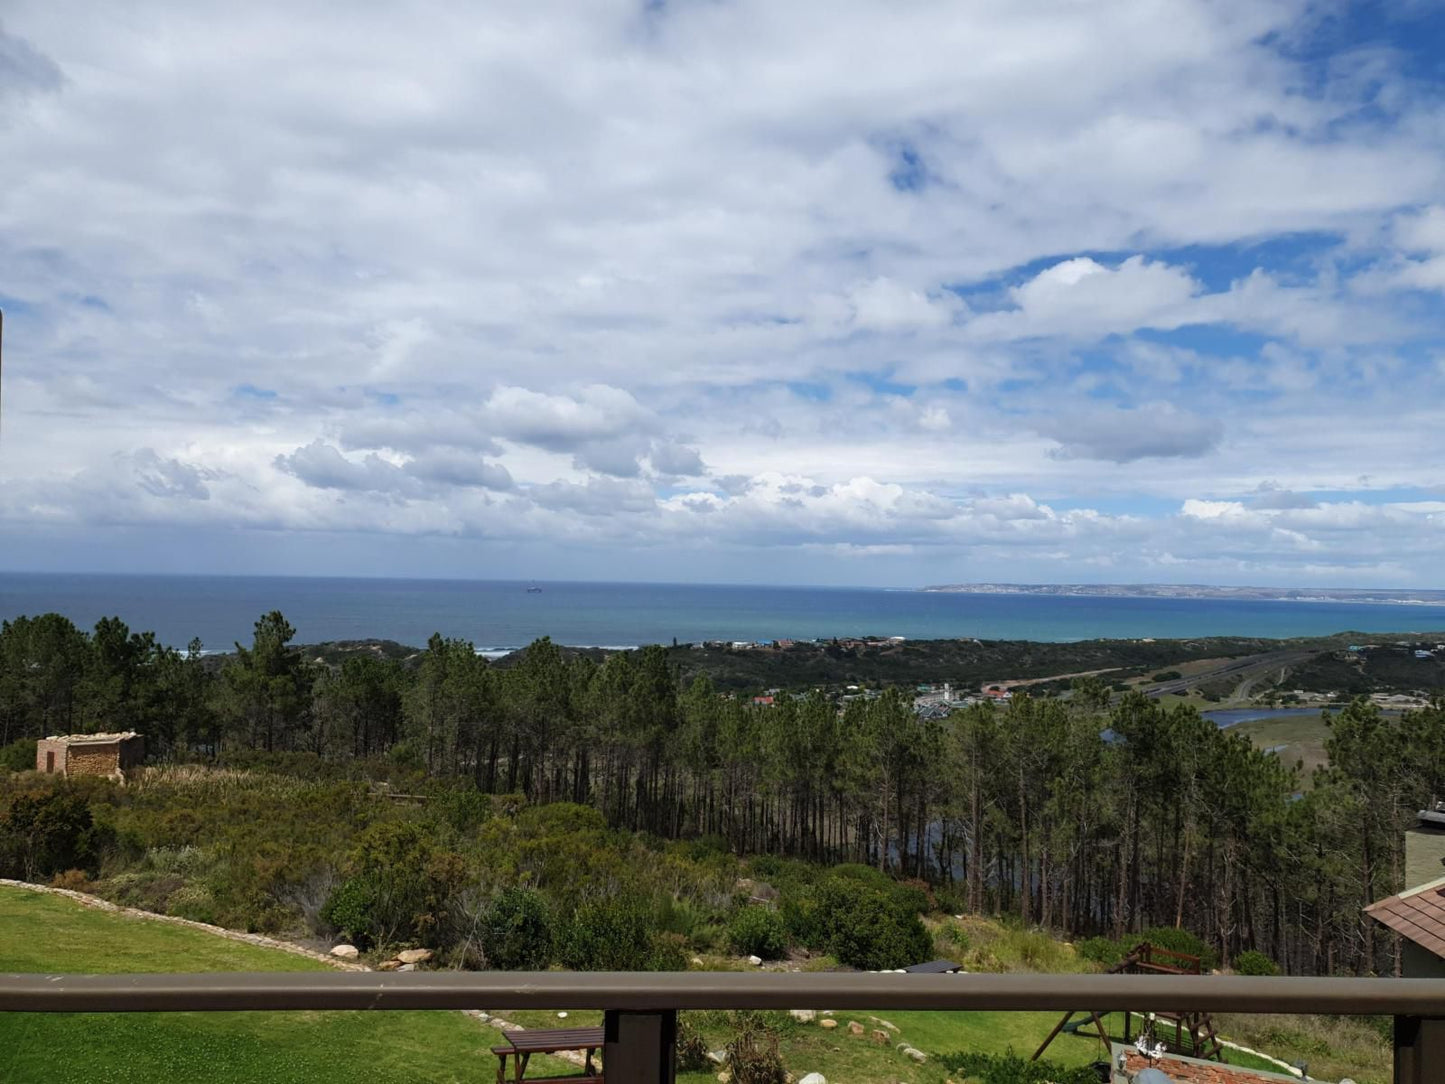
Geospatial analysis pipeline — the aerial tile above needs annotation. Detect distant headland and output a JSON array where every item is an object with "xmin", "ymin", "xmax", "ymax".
[{"xmin": 920, "ymin": 582, "xmax": 1445, "ymax": 605}]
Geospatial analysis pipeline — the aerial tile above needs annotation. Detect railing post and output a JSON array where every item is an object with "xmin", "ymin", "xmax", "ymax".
[
  {"xmin": 604, "ymin": 1008, "xmax": 676, "ymax": 1084},
  {"xmin": 1394, "ymin": 1015, "xmax": 1445, "ymax": 1084}
]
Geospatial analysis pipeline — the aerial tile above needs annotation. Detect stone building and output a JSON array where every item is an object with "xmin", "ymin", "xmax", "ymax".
[{"xmin": 35, "ymin": 732, "xmax": 145, "ymax": 779}]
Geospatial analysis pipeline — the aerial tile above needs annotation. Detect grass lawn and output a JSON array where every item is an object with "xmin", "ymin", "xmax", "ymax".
[
  {"xmin": 1229, "ymin": 714, "xmax": 1332, "ymax": 780},
  {"xmin": 0, "ymin": 886, "xmax": 578, "ymax": 1084}
]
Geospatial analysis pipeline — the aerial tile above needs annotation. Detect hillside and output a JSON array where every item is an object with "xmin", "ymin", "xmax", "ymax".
[
  {"xmin": 0, "ymin": 884, "xmax": 575, "ymax": 1084},
  {"xmin": 2, "ymin": 883, "xmax": 1342, "ymax": 1084}
]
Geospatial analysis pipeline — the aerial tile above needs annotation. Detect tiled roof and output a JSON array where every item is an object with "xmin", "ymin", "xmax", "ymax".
[
  {"xmin": 1365, "ymin": 875, "xmax": 1445, "ymax": 959},
  {"xmin": 1118, "ymin": 1051, "xmax": 1298, "ymax": 1083}
]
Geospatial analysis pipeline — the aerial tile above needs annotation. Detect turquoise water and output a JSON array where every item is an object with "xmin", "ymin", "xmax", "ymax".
[{"xmin": 3, "ymin": 572, "xmax": 1445, "ymax": 651}]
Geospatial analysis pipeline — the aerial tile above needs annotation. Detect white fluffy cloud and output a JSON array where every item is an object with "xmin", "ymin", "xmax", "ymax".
[{"xmin": 2, "ymin": 0, "xmax": 1445, "ymax": 584}]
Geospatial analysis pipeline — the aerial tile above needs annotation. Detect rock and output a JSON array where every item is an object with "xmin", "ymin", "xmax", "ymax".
[
  {"xmin": 819, "ymin": 1019, "xmax": 838, "ymax": 1030},
  {"xmin": 870, "ymin": 1029, "xmax": 889, "ymax": 1045},
  {"xmin": 799, "ymin": 1074, "xmax": 827, "ymax": 1084},
  {"xmin": 330, "ymin": 944, "xmax": 359, "ymax": 959},
  {"xmin": 397, "ymin": 963, "xmax": 416, "ymax": 972},
  {"xmin": 871, "ymin": 1018, "xmax": 899, "ymax": 1032},
  {"xmin": 747, "ymin": 955, "xmax": 763, "ymax": 966},
  {"xmin": 749, "ymin": 880, "xmax": 779, "ymax": 902},
  {"xmin": 475, "ymin": 1012, "xmax": 491, "ymax": 1022},
  {"xmin": 903, "ymin": 1047, "xmax": 927, "ymax": 1063},
  {"xmin": 396, "ymin": 948, "xmax": 432, "ymax": 964},
  {"xmin": 707, "ymin": 1050, "xmax": 728, "ymax": 1065},
  {"xmin": 846, "ymin": 1021, "xmax": 864, "ymax": 1036},
  {"xmin": 692, "ymin": 956, "xmax": 705, "ymax": 967},
  {"xmin": 717, "ymin": 1071, "xmax": 732, "ymax": 1084},
  {"xmin": 375, "ymin": 959, "xmax": 400, "ymax": 971},
  {"xmin": 789, "ymin": 1009, "xmax": 816, "ymax": 1024},
  {"xmin": 557, "ymin": 1011, "xmax": 568, "ymax": 1019}
]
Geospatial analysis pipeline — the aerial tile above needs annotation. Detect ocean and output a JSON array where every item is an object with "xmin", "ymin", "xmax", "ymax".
[{"xmin": 3, "ymin": 572, "xmax": 1445, "ymax": 653}]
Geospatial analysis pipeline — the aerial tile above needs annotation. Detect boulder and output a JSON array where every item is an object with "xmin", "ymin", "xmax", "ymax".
[
  {"xmin": 789, "ymin": 1009, "xmax": 816, "ymax": 1024},
  {"xmin": 397, "ymin": 963, "xmax": 416, "ymax": 972},
  {"xmin": 397, "ymin": 948, "xmax": 432, "ymax": 965},
  {"xmin": 903, "ymin": 1047, "xmax": 928, "ymax": 1063},
  {"xmin": 717, "ymin": 1071, "xmax": 732, "ymax": 1084},
  {"xmin": 846, "ymin": 1021, "xmax": 864, "ymax": 1036},
  {"xmin": 870, "ymin": 1029, "xmax": 889, "ymax": 1045},
  {"xmin": 819, "ymin": 1019, "xmax": 838, "ymax": 1031},
  {"xmin": 747, "ymin": 955, "xmax": 763, "ymax": 966},
  {"xmin": 330, "ymin": 944, "xmax": 359, "ymax": 959},
  {"xmin": 871, "ymin": 1018, "xmax": 899, "ymax": 1032},
  {"xmin": 375, "ymin": 959, "xmax": 400, "ymax": 971},
  {"xmin": 707, "ymin": 1050, "xmax": 728, "ymax": 1065},
  {"xmin": 799, "ymin": 1075, "xmax": 827, "ymax": 1084}
]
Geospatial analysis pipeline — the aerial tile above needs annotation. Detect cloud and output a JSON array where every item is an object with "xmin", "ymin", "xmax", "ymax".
[
  {"xmin": 1001, "ymin": 256, "xmax": 1200, "ymax": 336},
  {"xmin": 275, "ymin": 441, "xmax": 412, "ymax": 494},
  {"xmin": 481, "ymin": 386, "xmax": 654, "ymax": 451},
  {"xmin": 0, "ymin": 22, "xmax": 62, "ymax": 101},
  {"xmin": 403, "ymin": 449, "xmax": 514, "ymax": 490},
  {"xmin": 1040, "ymin": 404, "xmax": 1223, "ymax": 463},
  {"xmin": 648, "ymin": 440, "xmax": 706, "ymax": 476},
  {"xmin": 4, "ymin": 0, "xmax": 1445, "ymax": 584}
]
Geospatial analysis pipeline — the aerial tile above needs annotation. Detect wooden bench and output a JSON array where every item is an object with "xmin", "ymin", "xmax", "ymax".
[{"xmin": 492, "ymin": 1026, "xmax": 604, "ymax": 1084}]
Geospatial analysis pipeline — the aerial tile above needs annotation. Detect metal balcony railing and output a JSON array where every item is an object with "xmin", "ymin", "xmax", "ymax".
[{"xmin": 3, "ymin": 971, "xmax": 1444, "ymax": 1083}]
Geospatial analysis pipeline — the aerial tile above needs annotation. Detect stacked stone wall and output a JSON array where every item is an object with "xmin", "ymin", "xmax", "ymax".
[{"xmin": 65, "ymin": 744, "xmax": 121, "ymax": 777}]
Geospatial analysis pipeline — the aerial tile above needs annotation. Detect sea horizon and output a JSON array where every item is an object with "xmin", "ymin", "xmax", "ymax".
[{"xmin": 5, "ymin": 570, "xmax": 1445, "ymax": 654}]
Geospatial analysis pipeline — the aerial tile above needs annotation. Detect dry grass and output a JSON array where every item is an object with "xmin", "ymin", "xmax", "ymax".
[{"xmin": 1217, "ymin": 1012, "xmax": 1390, "ymax": 1084}]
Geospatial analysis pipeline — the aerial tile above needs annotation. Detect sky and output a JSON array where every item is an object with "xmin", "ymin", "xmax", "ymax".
[{"xmin": 1, "ymin": 0, "xmax": 1444, "ymax": 588}]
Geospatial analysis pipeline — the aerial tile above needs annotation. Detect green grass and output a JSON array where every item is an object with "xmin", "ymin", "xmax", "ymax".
[
  {"xmin": 1229, "ymin": 714, "xmax": 1332, "ymax": 781},
  {"xmin": 0, "ymin": 886, "xmax": 579, "ymax": 1084}
]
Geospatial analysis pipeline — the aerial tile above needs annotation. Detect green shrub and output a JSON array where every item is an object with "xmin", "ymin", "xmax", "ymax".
[
  {"xmin": 805, "ymin": 876, "xmax": 932, "ymax": 970},
  {"xmin": 561, "ymin": 896, "xmax": 684, "ymax": 971},
  {"xmin": 1077, "ymin": 936, "xmax": 1124, "ymax": 967},
  {"xmin": 0, "ymin": 738, "xmax": 37, "ymax": 772},
  {"xmin": 1152, "ymin": 671, "xmax": 1183, "ymax": 682},
  {"xmin": 1234, "ymin": 949, "xmax": 1281, "ymax": 976},
  {"xmin": 728, "ymin": 906, "xmax": 788, "ymax": 960},
  {"xmin": 481, "ymin": 887, "xmax": 553, "ymax": 970},
  {"xmin": 320, "ymin": 874, "xmax": 381, "ymax": 949},
  {"xmin": 939, "ymin": 1051, "xmax": 1097, "ymax": 1084},
  {"xmin": 0, "ymin": 789, "xmax": 110, "ymax": 880}
]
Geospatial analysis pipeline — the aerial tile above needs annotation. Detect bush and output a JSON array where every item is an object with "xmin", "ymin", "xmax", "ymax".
[
  {"xmin": 675, "ymin": 1015, "xmax": 712, "ymax": 1072},
  {"xmin": 728, "ymin": 906, "xmax": 788, "ymax": 960},
  {"xmin": 939, "ymin": 1051, "xmax": 1097, "ymax": 1084},
  {"xmin": 561, "ymin": 896, "xmax": 685, "ymax": 971},
  {"xmin": 726, "ymin": 1017, "xmax": 787, "ymax": 1084},
  {"xmin": 1152, "ymin": 671, "xmax": 1183, "ymax": 682},
  {"xmin": 804, "ymin": 876, "xmax": 932, "ymax": 971},
  {"xmin": 0, "ymin": 738, "xmax": 37, "ymax": 772},
  {"xmin": 1234, "ymin": 949, "xmax": 1281, "ymax": 976},
  {"xmin": 481, "ymin": 887, "xmax": 553, "ymax": 970},
  {"xmin": 320, "ymin": 874, "xmax": 381, "ymax": 949},
  {"xmin": 1077, "ymin": 936, "xmax": 1124, "ymax": 967},
  {"xmin": 0, "ymin": 789, "xmax": 110, "ymax": 881}
]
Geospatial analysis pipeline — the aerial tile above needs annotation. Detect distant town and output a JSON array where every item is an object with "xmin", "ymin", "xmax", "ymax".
[{"xmin": 921, "ymin": 582, "xmax": 1445, "ymax": 604}]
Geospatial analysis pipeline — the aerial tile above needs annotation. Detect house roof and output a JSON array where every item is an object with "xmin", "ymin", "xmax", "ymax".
[
  {"xmin": 43, "ymin": 731, "xmax": 141, "ymax": 746},
  {"xmin": 1365, "ymin": 875, "xmax": 1445, "ymax": 959}
]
